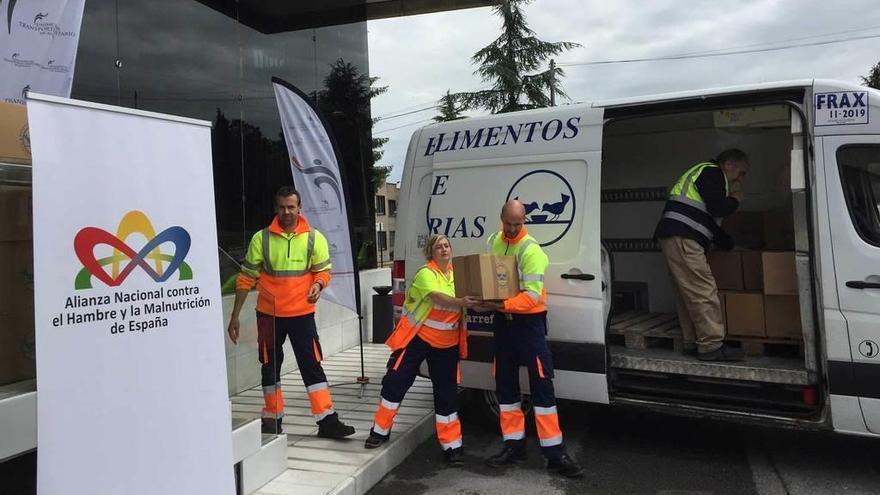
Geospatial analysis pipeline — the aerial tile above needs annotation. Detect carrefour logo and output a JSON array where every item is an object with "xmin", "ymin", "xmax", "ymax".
[
  {"xmin": 506, "ymin": 170, "xmax": 575, "ymax": 247},
  {"xmin": 73, "ymin": 211, "xmax": 192, "ymax": 289}
]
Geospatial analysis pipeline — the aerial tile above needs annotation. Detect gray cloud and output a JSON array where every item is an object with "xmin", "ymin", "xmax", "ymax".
[{"xmin": 369, "ymin": 0, "xmax": 880, "ymax": 182}]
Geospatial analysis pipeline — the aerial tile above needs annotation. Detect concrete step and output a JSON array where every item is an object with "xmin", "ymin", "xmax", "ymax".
[
  {"xmin": 242, "ymin": 434, "xmax": 287, "ymax": 494},
  {"xmin": 233, "ymin": 417, "xmax": 263, "ymax": 464}
]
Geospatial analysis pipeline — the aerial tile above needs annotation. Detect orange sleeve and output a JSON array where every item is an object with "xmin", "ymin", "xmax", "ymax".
[
  {"xmin": 502, "ymin": 291, "xmax": 541, "ymax": 313},
  {"xmin": 314, "ymin": 270, "xmax": 331, "ymax": 289},
  {"xmin": 235, "ymin": 273, "xmax": 257, "ymax": 291}
]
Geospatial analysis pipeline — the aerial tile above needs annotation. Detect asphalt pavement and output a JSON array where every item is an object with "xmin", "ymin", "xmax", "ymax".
[{"xmin": 368, "ymin": 397, "xmax": 880, "ymax": 495}]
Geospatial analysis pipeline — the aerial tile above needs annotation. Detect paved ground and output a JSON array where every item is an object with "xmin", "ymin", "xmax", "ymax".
[
  {"xmin": 369, "ymin": 398, "xmax": 880, "ymax": 495},
  {"xmin": 233, "ymin": 344, "xmax": 436, "ymax": 495}
]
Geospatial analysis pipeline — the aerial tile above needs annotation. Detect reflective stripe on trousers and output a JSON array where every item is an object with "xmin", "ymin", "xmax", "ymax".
[
  {"xmin": 499, "ymin": 402, "xmax": 525, "ymax": 441},
  {"xmin": 435, "ymin": 412, "xmax": 463, "ymax": 450},
  {"xmin": 262, "ymin": 382, "xmax": 284, "ymax": 420},
  {"xmin": 534, "ymin": 405, "xmax": 563, "ymax": 447},
  {"xmin": 307, "ymin": 381, "xmax": 335, "ymax": 421},
  {"xmin": 372, "ymin": 396, "xmax": 400, "ymax": 436}
]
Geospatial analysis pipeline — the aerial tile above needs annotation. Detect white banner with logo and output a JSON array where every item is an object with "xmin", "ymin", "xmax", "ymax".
[
  {"xmin": 0, "ymin": 0, "xmax": 85, "ymax": 104},
  {"xmin": 273, "ymin": 77, "xmax": 357, "ymax": 314},
  {"xmin": 28, "ymin": 93, "xmax": 234, "ymax": 495}
]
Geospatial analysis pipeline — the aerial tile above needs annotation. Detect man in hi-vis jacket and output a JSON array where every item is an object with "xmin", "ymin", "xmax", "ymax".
[
  {"xmin": 478, "ymin": 200, "xmax": 584, "ymax": 479},
  {"xmin": 655, "ymin": 149, "xmax": 750, "ymax": 361},
  {"xmin": 227, "ymin": 186, "xmax": 355, "ymax": 438}
]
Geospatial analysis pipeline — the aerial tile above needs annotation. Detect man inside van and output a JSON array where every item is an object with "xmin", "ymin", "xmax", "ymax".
[
  {"xmin": 227, "ymin": 186, "xmax": 356, "ymax": 438},
  {"xmin": 655, "ymin": 149, "xmax": 750, "ymax": 362},
  {"xmin": 476, "ymin": 200, "xmax": 584, "ymax": 479}
]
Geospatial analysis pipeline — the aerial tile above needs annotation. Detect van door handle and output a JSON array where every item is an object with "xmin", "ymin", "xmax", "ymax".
[
  {"xmin": 561, "ymin": 273, "xmax": 595, "ymax": 281},
  {"xmin": 846, "ymin": 280, "xmax": 880, "ymax": 289}
]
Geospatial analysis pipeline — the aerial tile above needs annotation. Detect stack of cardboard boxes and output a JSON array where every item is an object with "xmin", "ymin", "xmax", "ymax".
[
  {"xmin": 0, "ymin": 102, "xmax": 36, "ymax": 386},
  {"xmin": 0, "ymin": 188, "xmax": 36, "ymax": 386},
  {"xmin": 708, "ymin": 209, "xmax": 802, "ymax": 341},
  {"xmin": 0, "ymin": 102, "xmax": 31, "ymax": 164}
]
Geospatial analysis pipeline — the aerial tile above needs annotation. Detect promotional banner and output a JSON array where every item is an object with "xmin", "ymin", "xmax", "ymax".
[
  {"xmin": 273, "ymin": 77, "xmax": 357, "ymax": 314},
  {"xmin": 28, "ymin": 93, "xmax": 234, "ymax": 495},
  {"xmin": 0, "ymin": 0, "xmax": 86, "ymax": 104}
]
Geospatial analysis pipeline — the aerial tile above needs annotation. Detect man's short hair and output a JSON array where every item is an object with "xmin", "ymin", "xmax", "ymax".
[
  {"xmin": 275, "ymin": 186, "xmax": 301, "ymax": 205},
  {"xmin": 715, "ymin": 149, "xmax": 748, "ymax": 165}
]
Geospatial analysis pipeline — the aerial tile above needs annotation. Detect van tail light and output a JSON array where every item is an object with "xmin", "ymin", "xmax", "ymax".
[
  {"xmin": 392, "ymin": 260, "xmax": 406, "ymax": 323},
  {"xmin": 802, "ymin": 386, "xmax": 817, "ymax": 406}
]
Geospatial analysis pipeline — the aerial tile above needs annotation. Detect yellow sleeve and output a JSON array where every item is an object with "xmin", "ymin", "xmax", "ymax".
[
  {"xmin": 235, "ymin": 231, "xmax": 263, "ymax": 291},
  {"xmin": 311, "ymin": 230, "xmax": 332, "ymax": 288}
]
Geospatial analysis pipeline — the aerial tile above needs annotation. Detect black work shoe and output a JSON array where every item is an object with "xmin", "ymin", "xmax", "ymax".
[
  {"xmin": 547, "ymin": 454, "xmax": 584, "ymax": 478},
  {"xmin": 317, "ymin": 415, "xmax": 356, "ymax": 439},
  {"xmin": 697, "ymin": 344, "xmax": 745, "ymax": 362},
  {"xmin": 486, "ymin": 446, "xmax": 527, "ymax": 467},
  {"xmin": 444, "ymin": 447, "xmax": 465, "ymax": 467},
  {"xmin": 261, "ymin": 418, "xmax": 283, "ymax": 435},
  {"xmin": 364, "ymin": 431, "xmax": 389, "ymax": 449},
  {"xmin": 681, "ymin": 342, "xmax": 698, "ymax": 356}
]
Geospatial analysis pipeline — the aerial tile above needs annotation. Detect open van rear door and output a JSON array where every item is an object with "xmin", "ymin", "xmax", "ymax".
[
  {"xmin": 821, "ymin": 134, "xmax": 880, "ymax": 435},
  {"xmin": 424, "ymin": 108, "xmax": 608, "ymax": 404}
]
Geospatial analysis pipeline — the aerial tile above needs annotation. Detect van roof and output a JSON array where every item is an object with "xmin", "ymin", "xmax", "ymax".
[
  {"xmin": 415, "ymin": 79, "xmax": 871, "ymax": 133},
  {"xmin": 592, "ymin": 78, "xmax": 824, "ymax": 108}
]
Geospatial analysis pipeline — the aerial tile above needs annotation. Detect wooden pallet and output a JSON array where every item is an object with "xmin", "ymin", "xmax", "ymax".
[
  {"xmin": 608, "ymin": 311, "xmax": 804, "ymax": 357},
  {"xmin": 608, "ymin": 312, "xmax": 682, "ymax": 350}
]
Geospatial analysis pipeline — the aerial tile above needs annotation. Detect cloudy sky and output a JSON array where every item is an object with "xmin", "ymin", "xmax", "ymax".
[{"xmin": 368, "ymin": 0, "xmax": 880, "ymax": 183}]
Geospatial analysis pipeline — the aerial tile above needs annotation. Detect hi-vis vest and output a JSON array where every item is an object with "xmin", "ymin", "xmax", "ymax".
[
  {"xmin": 385, "ymin": 260, "xmax": 468, "ymax": 357},
  {"xmin": 661, "ymin": 162, "xmax": 729, "ymax": 243},
  {"xmin": 485, "ymin": 229, "xmax": 547, "ymax": 314},
  {"xmin": 236, "ymin": 216, "xmax": 332, "ymax": 317}
]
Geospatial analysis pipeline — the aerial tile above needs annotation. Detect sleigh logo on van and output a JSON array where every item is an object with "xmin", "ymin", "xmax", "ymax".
[{"xmin": 507, "ymin": 170, "xmax": 576, "ymax": 247}]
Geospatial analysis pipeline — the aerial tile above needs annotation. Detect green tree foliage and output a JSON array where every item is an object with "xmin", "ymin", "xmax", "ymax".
[
  {"xmin": 861, "ymin": 62, "xmax": 880, "ymax": 90},
  {"xmin": 433, "ymin": 90, "xmax": 467, "ymax": 122},
  {"xmin": 456, "ymin": 0, "xmax": 580, "ymax": 114}
]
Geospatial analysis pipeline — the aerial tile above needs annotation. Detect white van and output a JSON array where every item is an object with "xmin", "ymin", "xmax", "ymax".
[{"xmin": 391, "ymin": 79, "xmax": 880, "ymax": 436}]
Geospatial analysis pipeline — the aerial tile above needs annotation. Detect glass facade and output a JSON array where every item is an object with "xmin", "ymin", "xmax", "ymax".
[{"xmin": 0, "ymin": 0, "xmax": 376, "ymax": 391}]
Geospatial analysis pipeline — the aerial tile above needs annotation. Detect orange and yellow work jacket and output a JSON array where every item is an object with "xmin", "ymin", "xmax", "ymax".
[
  {"xmin": 236, "ymin": 215, "xmax": 332, "ymax": 317},
  {"xmin": 485, "ymin": 227, "xmax": 547, "ymax": 314},
  {"xmin": 385, "ymin": 260, "xmax": 468, "ymax": 358}
]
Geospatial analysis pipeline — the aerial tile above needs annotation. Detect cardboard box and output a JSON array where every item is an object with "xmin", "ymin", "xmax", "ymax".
[
  {"xmin": 0, "ymin": 185, "xmax": 33, "ymax": 242},
  {"xmin": 708, "ymin": 251, "xmax": 743, "ymax": 290},
  {"xmin": 452, "ymin": 254, "xmax": 518, "ymax": 301},
  {"xmin": 762, "ymin": 252, "xmax": 798, "ymax": 295},
  {"xmin": 0, "ymin": 102, "xmax": 31, "ymax": 164},
  {"xmin": 764, "ymin": 295, "xmax": 802, "ymax": 339},
  {"xmin": 741, "ymin": 251, "xmax": 764, "ymax": 291},
  {"xmin": 724, "ymin": 291, "xmax": 765, "ymax": 337},
  {"xmin": 722, "ymin": 211, "xmax": 765, "ymax": 249},
  {"xmin": 0, "ymin": 240, "xmax": 35, "ymax": 386},
  {"xmin": 763, "ymin": 210, "xmax": 795, "ymax": 250}
]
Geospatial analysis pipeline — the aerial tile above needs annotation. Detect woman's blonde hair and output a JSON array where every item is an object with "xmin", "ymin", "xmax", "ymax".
[{"xmin": 422, "ymin": 234, "xmax": 450, "ymax": 260}]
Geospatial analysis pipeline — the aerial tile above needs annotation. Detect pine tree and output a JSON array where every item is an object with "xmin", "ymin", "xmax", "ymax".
[
  {"xmin": 433, "ymin": 90, "xmax": 467, "ymax": 122},
  {"xmin": 457, "ymin": 0, "xmax": 580, "ymax": 114},
  {"xmin": 861, "ymin": 62, "xmax": 880, "ymax": 90}
]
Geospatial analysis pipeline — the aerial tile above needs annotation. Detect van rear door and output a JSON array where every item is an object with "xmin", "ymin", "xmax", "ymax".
[{"xmin": 424, "ymin": 108, "xmax": 608, "ymax": 403}]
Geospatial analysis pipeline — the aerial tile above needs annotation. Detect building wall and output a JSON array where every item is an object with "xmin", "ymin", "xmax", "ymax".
[
  {"xmin": 0, "ymin": 0, "xmax": 375, "ymax": 391},
  {"xmin": 374, "ymin": 180, "xmax": 399, "ymax": 266}
]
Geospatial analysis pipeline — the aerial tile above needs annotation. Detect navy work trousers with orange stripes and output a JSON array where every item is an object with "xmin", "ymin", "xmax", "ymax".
[
  {"xmin": 494, "ymin": 311, "xmax": 565, "ymax": 460},
  {"xmin": 258, "ymin": 312, "xmax": 337, "ymax": 424},
  {"xmin": 372, "ymin": 335, "xmax": 462, "ymax": 451}
]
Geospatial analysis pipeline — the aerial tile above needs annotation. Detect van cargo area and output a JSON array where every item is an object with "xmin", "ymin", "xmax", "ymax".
[{"xmin": 600, "ymin": 100, "xmax": 819, "ymax": 417}]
